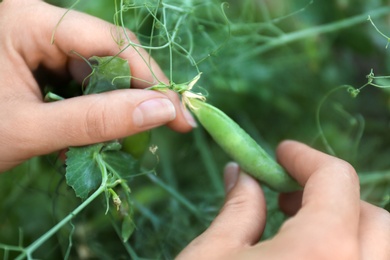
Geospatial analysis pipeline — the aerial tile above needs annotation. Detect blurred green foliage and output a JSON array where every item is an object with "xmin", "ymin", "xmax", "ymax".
[{"xmin": 1, "ymin": 0, "xmax": 389, "ymax": 259}]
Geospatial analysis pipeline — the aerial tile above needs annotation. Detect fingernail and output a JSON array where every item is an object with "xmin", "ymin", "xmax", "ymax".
[
  {"xmin": 182, "ymin": 107, "xmax": 197, "ymax": 128},
  {"xmin": 224, "ymin": 162, "xmax": 240, "ymax": 193},
  {"xmin": 133, "ymin": 98, "xmax": 176, "ymax": 128}
]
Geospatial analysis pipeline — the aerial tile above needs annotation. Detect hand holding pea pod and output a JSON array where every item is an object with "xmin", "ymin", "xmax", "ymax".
[{"xmin": 154, "ymin": 74, "xmax": 301, "ymax": 192}]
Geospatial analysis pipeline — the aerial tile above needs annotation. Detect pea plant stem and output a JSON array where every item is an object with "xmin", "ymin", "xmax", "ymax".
[
  {"xmin": 315, "ymin": 85, "xmax": 350, "ymax": 157},
  {"xmin": 244, "ymin": 6, "xmax": 390, "ymax": 58},
  {"xmin": 193, "ymin": 127, "xmax": 224, "ymax": 194},
  {"xmin": 15, "ymin": 154, "xmax": 109, "ymax": 260},
  {"xmin": 108, "ymin": 217, "xmax": 140, "ymax": 260}
]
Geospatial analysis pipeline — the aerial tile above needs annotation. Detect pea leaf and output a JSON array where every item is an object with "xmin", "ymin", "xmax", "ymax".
[
  {"xmin": 44, "ymin": 92, "xmax": 65, "ymax": 102},
  {"xmin": 122, "ymin": 214, "xmax": 136, "ymax": 242},
  {"xmin": 65, "ymin": 141, "xmax": 138, "ymax": 199},
  {"xmin": 103, "ymin": 151, "xmax": 138, "ymax": 180},
  {"xmin": 65, "ymin": 144, "xmax": 104, "ymax": 199},
  {"xmin": 84, "ymin": 56, "xmax": 131, "ymax": 94}
]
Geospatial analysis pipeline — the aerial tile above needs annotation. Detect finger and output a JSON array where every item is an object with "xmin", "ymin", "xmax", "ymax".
[
  {"xmin": 67, "ymin": 62, "xmax": 194, "ymax": 133},
  {"xmin": 177, "ymin": 164, "xmax": 266, "ymax": 259},
  {"xmin": 49, "ymin": 6, "xmax": 196, "ymax": 132},
  {"xmin": 7, "ymin": 89, "xmax": 177, "ymax": 161},
  {"xmin": 209, "ymin": 166, "xmax": 266, "ymax": 246},
  {"xmin": 269, "ymin": 140, "xmax": 360, "ymax": 257},
  {"xmin": 18, "ymin": 1, "xmax": 165, "ymax": 88},
  {"xmin": 276, "ymin": 140, "xmax": 360, "ymax": 229},
  {"xmin": 359, "ymin": 201, "xmax": 390, "ymax": 260},
  {"xmin": 3, "ymin": 1, "xmax": 194, "ymax": 133},
  {"xmin": 277, "ymin": 140, "xmax": 348, "ymax": 185}
]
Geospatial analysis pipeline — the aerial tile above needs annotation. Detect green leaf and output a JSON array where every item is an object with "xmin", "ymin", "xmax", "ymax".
[
  {"xmin": 121, "ymin": 214, "xmax": 135, "ymax": 242},
  {"xmin": 119, "ymin": 191, "xmax": 135, "ymax": 243},
  {"xmin": 102, "ymin": 140, "xmax": 122, "ymax": 152},
  {"xmin": 103, "ymin": 150, "xmax": 138, "ymax": 179},
  {"xmin": 65, "ymin": 143, "xmax": 104, "ymax": 199},
  {"xmin": 44, "ymin": 92, "xmax": 65, "ymax": 102},
  {"xmin": 84, "ymin": 56, "xmax": 131, "ymax": 95},
  {"xmin": 65, "ymin": 140, "xmax": 137, "ymax": 200}
]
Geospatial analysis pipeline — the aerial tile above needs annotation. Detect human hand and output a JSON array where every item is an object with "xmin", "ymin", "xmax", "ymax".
[
  {"xmin": 0, "ymin": 0, "xmax": 195, "ymax": 172},
  {"xmin": 177, "ymin": 140, "xmax": 390, "ymax": 259}
]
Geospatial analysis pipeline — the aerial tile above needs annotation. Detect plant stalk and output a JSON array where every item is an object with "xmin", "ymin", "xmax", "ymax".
[
  {"xmin": 245, "ymin": 6, "xmax": 390, "ymax": 57},
  {"xmin": 15, "ymin": 154, "xmax": 109, "ymax": 260}
]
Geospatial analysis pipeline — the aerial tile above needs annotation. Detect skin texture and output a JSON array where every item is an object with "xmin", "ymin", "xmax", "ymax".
[
  {"xmin": 0, "ymin": 0, "xmax": 195, "ymax": 172},
  {"xmin": 177, "ymin": 141, "xmax": 390, "ymax": 260}
]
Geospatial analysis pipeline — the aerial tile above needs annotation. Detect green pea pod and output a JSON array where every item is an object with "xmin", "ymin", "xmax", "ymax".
[
  {"xmin": 188, "ymin": 98, "xmax": 301, "ymax": 193},
  {"xmin": 121, "ymin": 131, "xmax": 151, "ymax": 159}
]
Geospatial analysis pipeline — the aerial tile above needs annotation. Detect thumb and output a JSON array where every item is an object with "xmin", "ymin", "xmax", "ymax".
[
  {"xmin": 24, "ymin": 89, "xmax": 176, "ymax": 157},
  {"xmin": 177, "ymin": 163, "xmax": 266, "ymax": 259}
]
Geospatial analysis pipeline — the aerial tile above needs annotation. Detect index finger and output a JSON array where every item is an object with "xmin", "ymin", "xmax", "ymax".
[
  {"xmin": 54, "ymin": 10, "xmax": 165, "ymax": 89},
  {"xmin": 273, "ymin": 141, "xmax": 360, "ymax": 254}
]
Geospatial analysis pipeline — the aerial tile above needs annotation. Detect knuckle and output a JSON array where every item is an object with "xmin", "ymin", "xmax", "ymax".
[
  {"xmin": 222, "ymin": 192, "xmax": 249, "ymax": 213},
  {"xmin": 221, "ymin": 197, "xmax": 257, "ymax": 221},
  {"xmin": 329, "ymin": 159, "xmax": 359, "ymax": 185},
  {"xmin": 83, "ymin": 101, "xmax": 109, "ymax": 141},
  {"xmin": 111, "ymin": 26, "xmax": 140, "ymax": 46},
  {"xmin": 221, "ymin": 180, "xmax": 264, "ymax": 221}
]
